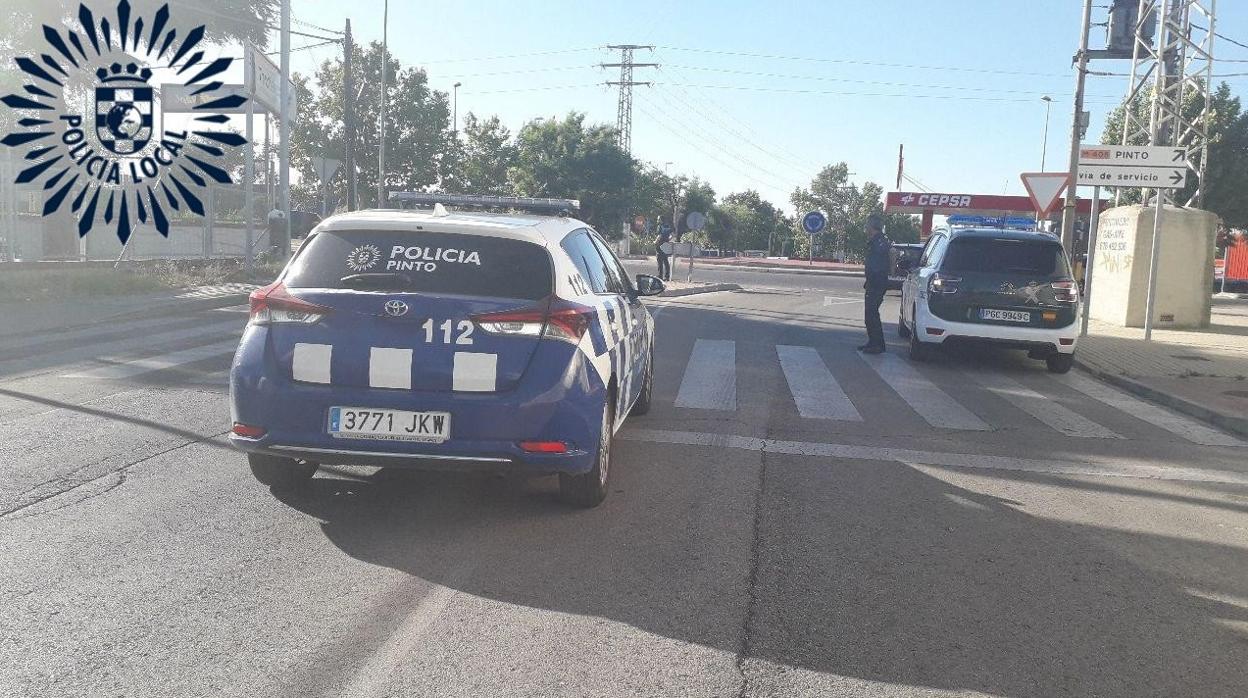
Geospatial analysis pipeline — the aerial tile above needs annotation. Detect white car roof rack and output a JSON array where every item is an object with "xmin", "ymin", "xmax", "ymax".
[{"xmin": 389, "ymin": 192, "xmax": 580, "ymax": 215}]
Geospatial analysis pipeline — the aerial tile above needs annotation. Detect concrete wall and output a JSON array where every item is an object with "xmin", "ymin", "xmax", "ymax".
[{"xmin": 1089, "ymin": 204, "xmax": 1217, "ymax": 329}]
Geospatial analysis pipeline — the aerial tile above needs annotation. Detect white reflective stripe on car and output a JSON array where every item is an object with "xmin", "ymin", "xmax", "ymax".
[
  {"xmin": 452, "ymin": 352, "xmax": 498, "ymax": 392},
  {"xmin": 292, "ymin": 343, "xmax": 332, "ymax": 383},
  {"xmin": 369, "ymin": 347, "xmax": 413, "ymax": 390}
]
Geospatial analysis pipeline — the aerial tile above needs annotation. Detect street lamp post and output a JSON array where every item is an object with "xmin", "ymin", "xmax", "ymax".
[
  {"xmin": 1040, "ymin": 96, "xmax": 1053, "ymax": 172},
  {"xmin": 453, "ymin": 82, "xmax": 462, "ymax": 136}
]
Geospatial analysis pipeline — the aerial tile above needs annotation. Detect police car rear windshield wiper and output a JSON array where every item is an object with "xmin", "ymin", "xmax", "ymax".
[{"xmin": 339, "ymin": 272, "xmax": 414, "ymax": 288}]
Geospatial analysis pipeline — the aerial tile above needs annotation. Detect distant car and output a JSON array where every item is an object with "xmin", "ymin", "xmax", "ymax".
[
  {"xmin": 889, "ymin": 243, "xmax": 924, "ymax": 290},
  {"xmin": 230, "ymin": 198, "xmax": 665, "ymax": 507},
  {"xmin": 898, "ymin": 227, "xmax": 1080, "ymax": 373}
]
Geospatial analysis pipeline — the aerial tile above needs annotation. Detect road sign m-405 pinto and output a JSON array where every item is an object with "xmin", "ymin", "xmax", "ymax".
[{"xmin": 1077, "ymin": 145, "xmax": 1188, "ymax": 189}]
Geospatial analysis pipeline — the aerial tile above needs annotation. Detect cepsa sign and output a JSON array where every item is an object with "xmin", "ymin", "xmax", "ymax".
[{"xmin": 888, "ymin": 192, "xmax": 974, "ymax": 211}]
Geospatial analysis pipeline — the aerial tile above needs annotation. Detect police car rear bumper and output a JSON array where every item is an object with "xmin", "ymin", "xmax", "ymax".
[
  {"xmin": 229, "ymin": 342, "xmax": 607, "ymax": 475},
  {"xmin": 914, "ymin": 302, "xmax": 1077, "ymax": 354}
]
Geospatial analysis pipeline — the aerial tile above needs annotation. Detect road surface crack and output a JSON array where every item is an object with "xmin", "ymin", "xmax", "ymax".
[
  {"xmin": 733, "ymin": 442, "xmax": 769, "ymax": 698},
  {"xmin": 0, "ymin": 430, "xmax": 229, "ymax": 521}
]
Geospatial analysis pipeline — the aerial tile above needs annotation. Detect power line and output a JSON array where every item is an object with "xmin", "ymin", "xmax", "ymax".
[
  {"xmin": 636, "ymin": 94, "xmax": 794, "ymax": 194},
  {"xmin": 414, "ymin": 47, "xmax": 600, "ymax": 65},
  {"xmin": 665, "ymin": 64, "xmax": 1102, "ymax": 97},
  {"xmin": 655, "ymin": 45, "xmax": 1070, "ymax": 78},
  {"xmin": 635, "ymin": 100, "xmax": 793, "ymax": 196},
  {"xmin": 661, "ymin": 82, "xmax": 1124, "ymax": 104},
  {"xmin": 652, "ymin": 81, "xmax": 817, "ymax": 176},
  {"xmin": 436, "ymin": 65, "xmax": 589, "ymax": 79},
  {"xmin": 459, "ymin": 84, "xmax": 602, "ymax": 95},
  {"xmin": 645, "ymin": 88, "xmax": 797, "ymax": 187},
  {"xmin": 291, "ymin": 16, "xmax": 344, "ymax": 36},
  {"xmin": 657, "ymin": 64, "xmax": 823, "ymax": 172}
]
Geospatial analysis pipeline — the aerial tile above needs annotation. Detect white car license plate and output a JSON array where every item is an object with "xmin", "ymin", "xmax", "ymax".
[
  {"xmin": 980, "ymin": 308, "xmax": 1031, "ymax": 323},
  {"xmin": 328, "ymin": 407, "xmax": 450, "ymax": 443}
]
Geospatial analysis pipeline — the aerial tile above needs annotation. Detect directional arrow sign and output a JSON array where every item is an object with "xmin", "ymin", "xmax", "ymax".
[
  {"xmin": 1076, "ymin": 165, "xmax": 1187, "ymax": 188},
  {"xmin": 1078, "ymin": 144, "xmax": 1187, "ymax": 167},
  {"xmin": 1020, "ymin": 172, "xmax": 1071, "ymax": 217}
]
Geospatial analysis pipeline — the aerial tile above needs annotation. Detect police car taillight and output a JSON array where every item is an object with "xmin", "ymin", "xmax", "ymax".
[
  {"xmin": 1051, "ymin": 280, "xmax": 1079, "ymax": 303},
  {"xmin": 928, "ymin": 273, "xmax": 961, "ymax": 294},
  {"xmin": 248, "ymin": 282, "xmax": 330, "ymax": 325},
  {"xmin": 473, "ymin": 298, "xmax": 592, "ymax": 344}
]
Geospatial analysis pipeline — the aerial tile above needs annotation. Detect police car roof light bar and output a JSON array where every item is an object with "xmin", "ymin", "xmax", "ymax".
[{"xmin": 388, "ymin": 192, "xmax": 581, "ymax": 215}]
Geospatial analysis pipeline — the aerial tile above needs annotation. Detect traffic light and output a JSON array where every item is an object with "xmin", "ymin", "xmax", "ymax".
[{"xmin": 1108, "ymin": 0, "xmax": 1156, "ymax": 52}]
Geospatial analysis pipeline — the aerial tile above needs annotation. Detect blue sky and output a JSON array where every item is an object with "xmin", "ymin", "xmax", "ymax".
[{"xmin": 274, "ymin": 0, "xmax": 1248, "ymax": 212}]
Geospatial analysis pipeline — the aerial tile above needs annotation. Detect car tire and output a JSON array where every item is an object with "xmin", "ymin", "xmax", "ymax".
[
  {"xmin": 248, "ymin": 453, "xmax": 317, "ymax": 490},
  {"xmin": 630, "ymin": 351, "xmax": 654, "ymax": 416},
  {"xmin": 897, "ymin": 309, "xmax": 911, "ymax": 339},
  {"xmin": 559, "ymin": 397, "xmax": 613, "ymax": 508},
  {"xmin": 1046, "ymin": 353, "xmax": 1075, "ymax": 374},
  {"xmin": 908, "ymin": 307, "xmax": 932, "ymax": 362}
]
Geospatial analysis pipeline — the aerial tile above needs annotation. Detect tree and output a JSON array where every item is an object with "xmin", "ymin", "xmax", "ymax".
[
  {"xmin": 1101, "ymin": 81, "xmax": 1248, "ymax": 227},
  {"xmin": 719, "ymin": 190, "xmax": 786, "ymax": 253},
  {"xmin": 291, "ymin": 41, "xmax": 454, "ymax": 210},
  {"xmin": 444, "ymin": 113, "xmax": 516, "ymax": 196},
  {"xmin": 511, "ymin": 113, "xmax": 634, "ymax": 236},
  {"xmin": 3, "ymin": 0, "xmax": 276, "ymax": 55}
]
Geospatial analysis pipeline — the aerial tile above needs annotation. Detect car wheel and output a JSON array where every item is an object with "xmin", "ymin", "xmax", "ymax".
[
  {"xmin": 897, "ymin": 308, "xmax": 911, "ymax": 339},
  {"xmin": 1046, "ymin": 353, "xmax": 1075, "ymax": 374},
  {"xmin": 248, "ymin": 453, "xmax": 317, "ymax": 490},
  {"xmin": 630, "ymin": 350, "xmax": 654, "ymax": 416},
  {"xmin": 559, "ymin": 396, "xmax": 613, "ymax": 508}
]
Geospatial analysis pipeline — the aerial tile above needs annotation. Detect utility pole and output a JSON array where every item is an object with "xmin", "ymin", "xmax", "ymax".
[
  {"xmin": 278, "ymin": 0, "xmax": 291, "ymax": 259},
  {"xmin": 1060, "ymin": 0, "xmax": 1093, "ymax": 252},
  {"xmin": 453, "ymin": 82, "xmax": 462, "ymax": 136},
  {"xmin": 1040, "ymin": 96, "xmax": 1053, "ymax": 172},
  {"xmin": 344, "ymin": 19, "xmax": 356, "ymax": 211},
  {"xmin": 602, "ymin": 45, "xmax": 658, "ymax": 155},
  {"xmin": 377, "ymin": 0, "xmax": 389, "ymax": 208}
]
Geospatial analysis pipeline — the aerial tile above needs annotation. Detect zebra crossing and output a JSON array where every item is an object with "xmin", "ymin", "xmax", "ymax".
[
  {"xmin": 669, "ymin": 339, "xmax": 1242, "ymax": 447},
  {"xmin": 16, "ymin": 316, "xmax": 1241, "ymax": 448}
]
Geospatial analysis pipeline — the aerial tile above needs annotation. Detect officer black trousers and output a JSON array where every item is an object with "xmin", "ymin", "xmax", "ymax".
[
  {"xmin": 864, "ymin": 286, "xmax": 886, "ymax": 349},
  {"xmin": 657, "ymin": 253, "xmax": 671, "ymax": 281}
]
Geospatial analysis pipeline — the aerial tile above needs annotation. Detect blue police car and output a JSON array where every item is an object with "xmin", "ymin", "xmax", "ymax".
[{"xmin": 229, "ymin": 195, "xmax": 664, "ymax": 507}]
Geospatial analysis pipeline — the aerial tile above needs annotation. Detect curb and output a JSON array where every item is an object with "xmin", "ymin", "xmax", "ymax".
[
  {"xmin": 691, "ymin": 263, "xmax": 864, "ymax": 278},
  {"xmin": 660, "ymin": 283, "xmax": 742, "ymax": 298},
  {"xmin": 1073, "ymin": 359, "xmax": 1248, "ymax": 439}
]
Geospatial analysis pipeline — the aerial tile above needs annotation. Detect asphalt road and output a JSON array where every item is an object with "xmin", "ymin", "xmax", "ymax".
[{"xmin": 2, "ymin": 270, "xmax": 1247, "ymax": 697}]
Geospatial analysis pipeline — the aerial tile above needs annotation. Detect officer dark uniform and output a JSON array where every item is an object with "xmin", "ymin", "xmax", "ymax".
[
  {"xmin": 859, "ymin": 214, "xmax": 891, "ymax": 354},
  {"xmin": 655, "ymin": 224, "xmax": 673, "ymax": 281}
]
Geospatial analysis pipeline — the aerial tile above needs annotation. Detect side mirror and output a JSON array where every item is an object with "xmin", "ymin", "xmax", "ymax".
[{"xmin": 635, "ymin": 274, "xmax": 666, "ymax": 297}]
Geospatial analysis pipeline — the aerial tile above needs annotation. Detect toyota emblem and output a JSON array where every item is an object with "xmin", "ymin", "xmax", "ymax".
[{"xmin": 384, "ymin": 300, "xmax": 409, "ymax": 317}]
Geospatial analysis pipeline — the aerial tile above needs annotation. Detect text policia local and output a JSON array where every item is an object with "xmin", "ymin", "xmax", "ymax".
[
  {"xmin": 59, "ymin": 115, "xmax": 186, "ymax": 185},
  {"xmin": 386, "ymin": 246, "xmax": 482, "ymax": 272}
]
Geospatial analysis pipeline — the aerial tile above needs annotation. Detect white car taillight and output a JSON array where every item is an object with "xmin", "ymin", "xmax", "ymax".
[
  {"xmin": 1052, "ymin": 280, "xmax": 1079, "ymax": 303},
  {"xmin": 248, "ymin": 282, "xmax": 331, "ymax": 325},
  {"xmin": 928, "ymin": 273, "xmax": 961, "ymax": 294}
]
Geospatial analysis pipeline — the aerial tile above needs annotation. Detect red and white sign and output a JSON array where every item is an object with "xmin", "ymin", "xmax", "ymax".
[
  {"xmin": 885, "ymin": 191, "xmax": 1095, "ymax": 216},
  {"xmin": 1020, "ymin": 172, "xmax": 1071, "ymax": 217}
]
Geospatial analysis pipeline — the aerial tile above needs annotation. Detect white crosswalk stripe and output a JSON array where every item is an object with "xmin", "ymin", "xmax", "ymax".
[
  {"xmin": 1052, "ymin": 372, "xmax": 1241, "ymax": 447},
  {"xmin": 777, "ymin": 345, "xmax": 861, "ymax": 421},
  {"xmin": 859, "ymin": 353, "xmax": 991, "ymax": 431},
  {"xmin": 674, "ymin": 339, "xmax": 736, "ymax": 410},
  {"xmin": 967, "ymin": 369, "xmax": 1121, "ymax": 439},
  {"xmin": 60, "ymin": 338, "xmax": 241, "ymax": 380}
]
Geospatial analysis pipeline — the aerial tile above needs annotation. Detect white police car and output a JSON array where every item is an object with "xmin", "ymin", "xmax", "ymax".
[
  {"xmin": 229, "ymin": 195, "xmax": 664, "ymax": 507},
  {"xmin": 899, "ymin": 227, "xmax": 1080, "ymax": 373}
]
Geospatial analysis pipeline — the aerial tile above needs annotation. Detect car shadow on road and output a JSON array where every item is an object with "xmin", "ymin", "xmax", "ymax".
[{"xmin": 269, "ymin": 444, "xmax": 1248, "ymax": 697}]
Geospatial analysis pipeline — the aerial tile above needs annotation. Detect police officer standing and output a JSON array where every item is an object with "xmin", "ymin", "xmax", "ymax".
[
  {"xmin": 655, "ymin": 223, "xmax": 673, "ymax": 281},
  {"xmin": 859, "ymin": 213, "xmax": 891, "ymax": 354}
]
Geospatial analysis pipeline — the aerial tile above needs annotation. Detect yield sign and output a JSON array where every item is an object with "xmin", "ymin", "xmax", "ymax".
[{"xmin": 1020, "ymin": 172, "xmax": 1071, "ymax": 217}]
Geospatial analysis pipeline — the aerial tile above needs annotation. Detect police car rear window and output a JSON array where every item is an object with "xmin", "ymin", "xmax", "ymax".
[
  {"xmin": 941, "ymin": 238, "xmax": 1070, "ymax": 277},
  {"xmin": 283, "ymin": 230, "xmax": 553, "ymax": 300}
]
